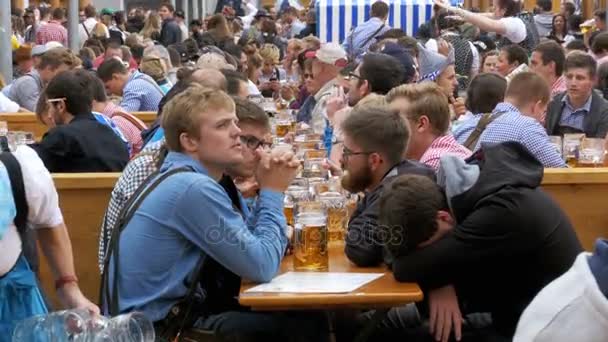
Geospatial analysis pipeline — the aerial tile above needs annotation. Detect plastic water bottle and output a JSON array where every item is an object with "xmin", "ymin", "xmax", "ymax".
[{"xmin": 12, "ymin": 314, "xmax": 50, "ymax": 341}]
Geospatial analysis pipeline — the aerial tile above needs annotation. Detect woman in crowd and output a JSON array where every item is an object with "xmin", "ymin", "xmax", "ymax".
[
  {"xmin": 141, "ymin": 12, "xmax": 161, "ymax": 40},
  {"xmin": 258, "ymin": 44, "xmax": 286, "ymax": 97},
  {"xmin": 433, "ymin": 0, "xmax": 529, "ymax": 49},
  {"xmin": 481, "ymin": 50, "xmax": 499, "ymax": 73},
  {"xmin": 284, "ymin": 38, "xmax": 304, "ymax": 82},
  {"xmin": 496, "ymin": 44, "xmax": 529, "ymax": 82},
  {"xmin": 247, "ymin": 52, "xmax": 264, "ymax": 96},
  {"xmin": 548, "ymin": 14, "xmax": 575, "ymax": 45}
]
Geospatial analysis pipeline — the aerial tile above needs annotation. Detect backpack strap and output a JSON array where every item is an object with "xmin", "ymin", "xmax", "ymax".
[
  {"xmin": 100, "ymin": 166, "xmax": 193, "ymax": 316},
  {"xmin": 112, "ymin": 110, "xmax": 148, "ymax": 131},
  {"xmin": 463, "ymin": 112, "xmax": 506, "ymax": 151},
  {"xmin": 82, "ymin": 22, "xmax": 90, "ymax": 38},
  {"xmin": 0, "ymin": 152, "xmax": 38, "ymax": 273}
]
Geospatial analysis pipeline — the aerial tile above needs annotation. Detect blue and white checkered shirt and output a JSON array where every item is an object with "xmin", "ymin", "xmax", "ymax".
[
  {"xmin": 119, "ymin": 71, "xmax": 164, "ymax": 112},
  {"xmin": 453, "ymin": 102, "xmax": 566, "ymax": 168},
  {"xmin": 559, "ymin": 94, "xmax": 592, "ymax": 132}
]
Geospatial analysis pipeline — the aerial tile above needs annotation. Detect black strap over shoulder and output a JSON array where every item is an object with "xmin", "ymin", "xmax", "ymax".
[
  {"xmin": 0, "ymin": 151, "xmax": 38, "ymax": 273},
  {"xmin": 100, "ymin": 166, "xmax": 193, "ymax": 316}
]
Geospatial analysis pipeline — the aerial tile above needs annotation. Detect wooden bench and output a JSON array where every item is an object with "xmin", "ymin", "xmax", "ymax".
[
  {"xmin": 37, "ymin": 168, "xmax": 608, "ymax": 307},
  {"xmin": 0, "ymin": 112, "xmax": 157, "ymax": 140},
  {"xmin": 39, "ymin": 173, "xmax": 119, "ymax": 308}
]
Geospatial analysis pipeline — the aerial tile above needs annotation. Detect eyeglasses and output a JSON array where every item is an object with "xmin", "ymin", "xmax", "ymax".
[
  {"xmin": 303, "ymin": 73, "xmax": 313, "ymax": 79},
  {"xmin": 240, "ymin": 135, "xmax": 273, "ymax": 150},
  {"xmin": 46, "ymin": 98, "xmax": 66, "ymax": 105},
  {"xmin": 342, "ymin": 146, "xmax": 372, "ymax": 161},
  {"xmin": 345, "ymin": 72, "xmax": 362, "ymax": 81}
]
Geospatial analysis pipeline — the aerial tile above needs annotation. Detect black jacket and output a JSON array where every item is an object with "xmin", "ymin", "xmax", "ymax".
[
  {"xmin": 160, "ymin": 18, "xmax": 182, "ymax": 47},
  {"xmin": 545, "ymin": 90, "xmax": 608, "ymax": 138},
  {"xmin": 392, "ymin": 142, "xmax": 582, "ymax": 337},
  {"xmin": 31, "ymin": 113, "xmax": 129, "ymax": 172},
  {"xmin": 345, "ymin": 160, "xmax": 435, "ymax": 267}
]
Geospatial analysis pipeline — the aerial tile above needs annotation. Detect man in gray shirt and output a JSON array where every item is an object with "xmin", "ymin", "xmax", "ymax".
[{"xmin": 8, "ymin": 47, "xmax": 79, "ymax": 112}]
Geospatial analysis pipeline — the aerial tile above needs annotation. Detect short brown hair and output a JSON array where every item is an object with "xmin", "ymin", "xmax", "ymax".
[
  {"xmin": 341, "ymin": 104, "xmax": 408, "ymax": 165},
  {"xmin": 370, "ymin": 1, "xmax": 389, "ymax": 19},
  {"xmin": 386, "ymin": 82, "xmax": 451, "ymax": 135},
  {"xmin": 161, "ymin": 84, "xmax": 235, "ymax": 152},
  {"xmin": 160, "ymin": 2, "xmax": 175, "ymax": 12},
  {"xmin": 534, "ymin": 40, "xmax": 565, "ymax": 76},
  {"xmin": 506, "ymin": 72, "xmax": 550, "ymax": 106},
  {"xmin": 52, "ymin": 8, "xmax": 65, "ymax": 20},
  {"xmin": 84, "ymin": 4, "xmax": 96, "ymax": 18},
  {"xmin": 234, "ymin": 98, "xmax": 270, "ymax": 130},
  {"xmin": 379, "ymin": 174, "xmax": 448, "ymax": 256},
  {"xmin": 39, "ymin": 48, "xmax": 80, "ymax": 70},
  {"xmin": 565, "ymin": 51, "xmax": 597, "ymax": 77}
]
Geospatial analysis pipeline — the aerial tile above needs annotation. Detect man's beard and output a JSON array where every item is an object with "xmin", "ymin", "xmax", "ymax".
[{"xmin": 341, "ymin": 165, "xmax": 373, "ymax": 193}]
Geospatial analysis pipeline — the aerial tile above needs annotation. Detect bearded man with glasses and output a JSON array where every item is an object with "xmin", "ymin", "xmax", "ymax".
[{"xmin": 339, "ymin": 105, "xmax": 434, "ymax": 268}]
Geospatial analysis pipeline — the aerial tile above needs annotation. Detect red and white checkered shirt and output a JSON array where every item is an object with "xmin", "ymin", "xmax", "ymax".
[
  {"xmin": 551, "ymin": 76, "xmax": 567, "ymax": 99},
  {"xmin": 35, "ymin": 20, "xmax": 68, "ymax": 46},
  {"xmin": 101, "ymin": 102, "xmax": 146, "ymax": 157},
  {"xmin": 420, "ymin": 134, "xmax": 472, "ymax": 172}
]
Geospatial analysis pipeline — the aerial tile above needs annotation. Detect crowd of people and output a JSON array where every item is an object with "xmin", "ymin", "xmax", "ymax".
[{"xmin": 2, "ymin": 0, "xmax": 608, "ymax": 341}]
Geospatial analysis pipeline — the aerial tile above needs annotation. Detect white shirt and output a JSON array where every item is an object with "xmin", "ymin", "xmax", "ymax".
[
  {"xmin": 179, "ymin": 23, "xmax": 189, "ymax": 42},
  {"xmin": 499, "ymin": 17, "xmax": 527, "ymax": 44},
  {"xmin": 0, "ymin": 145, "xmax": 64, "ymax": 275},
  {"xmin": 78, "ymin": 17, "xmax": 109, "ymax": 47},
  {"xmin": 514, "ymin": 252, "xmax": 608, "ymax": 342},
  {"xmin": 247, "ymin": 79, "xmax": 261, "ymax": 96},
  {"xmin": 0, "ymin": 92, "xmax": 20, "ymax": 112}
]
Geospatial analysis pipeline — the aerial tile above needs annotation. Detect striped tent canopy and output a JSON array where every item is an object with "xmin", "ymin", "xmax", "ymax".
[{"xmin": 316, "ymin": 0, "xmax": 462, "ymax": 44}]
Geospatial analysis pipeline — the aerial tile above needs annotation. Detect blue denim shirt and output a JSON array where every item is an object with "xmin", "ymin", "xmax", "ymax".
[
  {"xmin": 107, "ymin": 151, "xmax": 287, "ymax": 321},
  {"xmin": 559, "ymin": 94, "xmax": 592, "ymax": 132}
]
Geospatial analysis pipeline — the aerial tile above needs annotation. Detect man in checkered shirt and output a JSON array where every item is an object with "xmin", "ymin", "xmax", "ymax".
[
  {"xmin": 454, "ymin": 72, "xmax": 566, "ymax": 168},
  {"xmin": 36, "ymin": 8, "xmax": 68, "ymax": 46},
  {"xmin": 387, "ymin": 82, "xmax": 471, "ymax": 172}
]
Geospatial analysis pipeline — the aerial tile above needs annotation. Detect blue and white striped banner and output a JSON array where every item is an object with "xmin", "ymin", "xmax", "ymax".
[{"xmin": 316, "ymin": 0, "xmax": 440, "ymax": 44}]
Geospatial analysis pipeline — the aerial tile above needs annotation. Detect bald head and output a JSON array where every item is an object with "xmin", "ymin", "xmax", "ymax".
[{"xmin": 190, "ymin": 68, "xmax": 228, "ymax": 91}]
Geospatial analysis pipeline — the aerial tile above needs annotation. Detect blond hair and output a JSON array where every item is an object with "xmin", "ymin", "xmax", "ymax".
[
  {"xmin": 161, "ymin": 84, "xmax": 235, "ymax": 152},
  {"xmin": 140, "ymin": 56, "xmax": 167, "ymax": 81},
  {"xmin": 141, "ymin": 12, "xmax": 161, "ymax": 39},
  {"xmin": 259, "ymin": 44, "xmax": 280, "ymax": 65},
  {"xmin": 386, "ymin": 82, "xmax": 451, "ymax": 135}
]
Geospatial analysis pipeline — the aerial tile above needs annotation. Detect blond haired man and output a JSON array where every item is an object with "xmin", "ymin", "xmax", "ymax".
[
  {"xmin": 102, "ymin": 85, "xmax": 327, "ymax": 340},
  {"xmin": 387, "ymin": 82, "xmax": 471, "ymax": 172}
]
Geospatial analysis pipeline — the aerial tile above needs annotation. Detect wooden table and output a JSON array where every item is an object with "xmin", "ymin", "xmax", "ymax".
[{"xmin": 239, "ymin": 242, "xmax": 423, "ymax": 311}]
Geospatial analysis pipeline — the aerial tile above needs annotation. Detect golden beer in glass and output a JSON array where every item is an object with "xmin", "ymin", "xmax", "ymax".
[
  {"xmin": 563, "ymin": 133, "xmax": 585, "ymax": 167},
  {"xmin": 293, "ymin": 213, "xmax": 328, "ymax": 271},
  {"xmin": 276, "ymin": 122, "xmax": 290, "ymax": 138},
  {"xmin": 318, "ymin": 192, "xmax": 347, "ymax": 242}
]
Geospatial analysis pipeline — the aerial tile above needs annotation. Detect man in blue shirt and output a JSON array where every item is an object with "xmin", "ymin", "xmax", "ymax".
[
  {"xmin": 104, "ymin": 85, "xmax": 326, "ymax": 340},
  {"xmin": 454, "ymin": 72, "xmax": 566, "ymax": 168},
  {"xmin": 342, "ymin": 1, "xmax": 391, "ymax": 62},
  {"xmin": 97, "ymin": 58, "xmax": 164, "ymax": 112}
]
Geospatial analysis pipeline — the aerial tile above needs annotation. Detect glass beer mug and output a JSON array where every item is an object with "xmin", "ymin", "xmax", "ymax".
[
  {"xmin": 293, "ymin": 211, "xmax": 329, "ymax": 272},
  {"xmin": 318, "ymin": 192, "xmax": 347, "ymax": 242}
]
